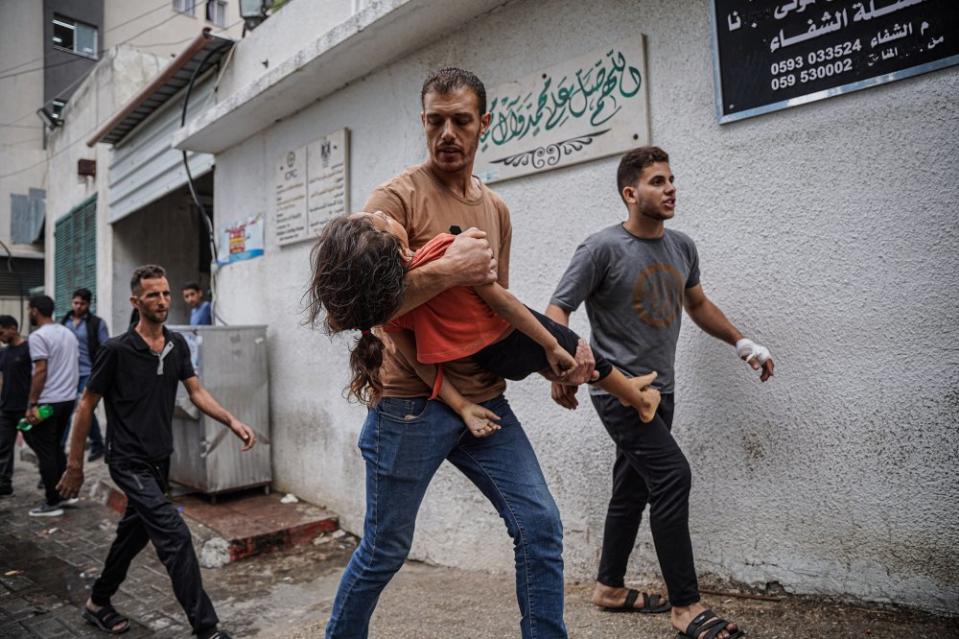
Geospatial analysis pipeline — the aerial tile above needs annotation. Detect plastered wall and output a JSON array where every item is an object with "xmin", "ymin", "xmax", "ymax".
[{"xmin": 208, "ymin": 0, "xmax": 959, "ymax": 613}]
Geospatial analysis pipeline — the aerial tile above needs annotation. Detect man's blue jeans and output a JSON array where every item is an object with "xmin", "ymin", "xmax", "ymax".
[
  {"xmin": 60, "ymin": 375, "xmax": 104, "ymax": 454},
  {"xmin": 325, "ymin": 396, "xmax": 567, "ymax": 639}
]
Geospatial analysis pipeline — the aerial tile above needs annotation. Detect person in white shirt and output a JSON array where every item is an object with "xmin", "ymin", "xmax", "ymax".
[{"xmin": 22, "ymin": 295, "xmax": 79, "ymax": 517}]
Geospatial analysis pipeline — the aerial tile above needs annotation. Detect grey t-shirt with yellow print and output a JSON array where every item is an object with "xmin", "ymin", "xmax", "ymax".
[{"xmin": 549, "ymin": 224, "xmax": 700, "ymax": 394}]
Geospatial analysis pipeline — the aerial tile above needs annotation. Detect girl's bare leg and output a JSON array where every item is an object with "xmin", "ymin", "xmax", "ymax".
[{"xmin": 539, "ymin": 368, "xmax": 659, "ymax": 421}]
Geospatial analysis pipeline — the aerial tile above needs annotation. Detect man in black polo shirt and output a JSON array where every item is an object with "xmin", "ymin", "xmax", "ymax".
[
  {"xmin": 0, "ymin": 315, "xmax": 31, "ymax": 496},
  {"xmin": 57, "ymin": 265, "xmax": 255, "ymax": 639}
]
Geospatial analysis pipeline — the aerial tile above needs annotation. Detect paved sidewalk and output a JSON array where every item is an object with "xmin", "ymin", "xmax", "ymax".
[
  {"xmin": 1, "ymin": 450, "xmax": 954, "ymax": 638},
  {"xmin": 0, "ymin": 452, "xmax": 356, "ymax": 638}
]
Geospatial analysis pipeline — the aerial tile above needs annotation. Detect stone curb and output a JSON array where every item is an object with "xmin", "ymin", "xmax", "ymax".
[{"xmin": 89, "ymin": 477, "xmax": 339, "ymax": 568}]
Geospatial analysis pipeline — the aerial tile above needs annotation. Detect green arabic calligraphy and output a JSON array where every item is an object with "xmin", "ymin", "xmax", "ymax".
[{"xmin": 481, "ymin": 49, "xmax": 642, "ymax": 149}]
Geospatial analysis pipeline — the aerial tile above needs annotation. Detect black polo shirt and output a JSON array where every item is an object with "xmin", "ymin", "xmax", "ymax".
[
  {"xmin": 0, "ymin": 341, "xmax": 32, "ymax": 413},
  {"xmin": 87, "ymin": 326, "xmax": 195, "ymax": 464}
]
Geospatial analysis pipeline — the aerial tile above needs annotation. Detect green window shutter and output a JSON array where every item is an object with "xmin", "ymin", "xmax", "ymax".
[{"xmin": 54, "ymin": 195, "xmax": 97, "ymax": 318}]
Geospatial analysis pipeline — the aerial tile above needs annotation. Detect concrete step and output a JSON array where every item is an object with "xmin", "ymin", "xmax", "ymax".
[{"xmin": 91, "ymin": 477, "xmax": 339, "ymax": 568}]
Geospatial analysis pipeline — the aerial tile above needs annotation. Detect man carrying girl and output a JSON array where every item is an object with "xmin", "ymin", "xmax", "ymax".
[{"xmin": 314, "ymin": 68, "xmax": 577, "ymax": 639}]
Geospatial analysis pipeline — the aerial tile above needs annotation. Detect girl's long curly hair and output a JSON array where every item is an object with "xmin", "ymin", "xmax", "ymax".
[{"xmin": 306, "ymin": 215, "xmax": 407, "ymax": 404}]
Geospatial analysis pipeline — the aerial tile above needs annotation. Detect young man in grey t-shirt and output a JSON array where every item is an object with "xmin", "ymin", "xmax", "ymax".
[
  {"xmin": 546, "ymin": 147, "xmax": 774, "ymax": 639},
  {"xmin": 23, "ymin": 295, "xmax": 80, "ymax": 517}
]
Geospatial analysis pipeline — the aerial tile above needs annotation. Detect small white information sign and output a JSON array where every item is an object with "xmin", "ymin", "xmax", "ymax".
[
  {"xmin": 475, "ymin": 38, "xmax": 650, "ymax": 184},
  {"xmin": 273, "ymin": 128, "xmax": 351, "ymax": 246},
  {"xmin": 274, "ymin": 148, "xmax": 308, "ymax": 246},
  {"xmin": 307, "ymin": 128, "xmax": 350, "ymax": 236}
]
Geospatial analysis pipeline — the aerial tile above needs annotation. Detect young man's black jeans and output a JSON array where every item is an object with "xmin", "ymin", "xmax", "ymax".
[
  {"xmin": 21, "ymin": 400, "xmax": 74, "ymax": 506},
  {"xmin": 591, "ymin": 392, "xmax": 700, "ymax": 607},
  {"xmin": 91, "ymin": 459, "xmax": 218, "ymax": 635},
  {"xmin": 0, "ymin": 411, "xmax": 20, "ymax": 492}
]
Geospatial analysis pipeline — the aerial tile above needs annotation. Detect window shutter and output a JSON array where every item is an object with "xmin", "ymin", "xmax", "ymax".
[{"xmin": 54, "ymin": 195, "xmax": 97, "ymax": 317}]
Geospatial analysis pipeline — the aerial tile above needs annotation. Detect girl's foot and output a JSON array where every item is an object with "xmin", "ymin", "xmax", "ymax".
[{"xmin": 621, "ymin": 371, "xmax": 660, "ymax": 422}]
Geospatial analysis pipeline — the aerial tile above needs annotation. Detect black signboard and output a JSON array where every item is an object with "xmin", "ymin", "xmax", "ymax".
[{"xmin": 710, "ymin": 0, "xmax": 959, "ymax": 123}]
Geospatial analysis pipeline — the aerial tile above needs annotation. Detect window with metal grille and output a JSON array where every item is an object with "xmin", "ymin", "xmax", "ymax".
[{"xmin": 54, "ymin": 195, "xmax": 97, "ymax": 316}]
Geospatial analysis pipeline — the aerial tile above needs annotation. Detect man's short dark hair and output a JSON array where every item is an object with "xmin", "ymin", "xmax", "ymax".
[
  {"xmin": 421, "ymin": 67, "xmax": 487, "ymax": 115},
  {"xmin": 130, "ymin": 264, "xmax": 166, "ymax": 295},
  {"xmin": 28, "ymin": 295, "xmax": 55, "ymax": 318},
  {"xmin": 72, "ymin": 288, "xmax": 92, "ymax": 303},
  {"xmin": 182, "ymin": 282, "xmax": 202, "ymax": 293},
  {"xmin": 0, "ymin": 315, "xmax": 18, "ymax": 329},
  {"xmin": 617, "ymin": 146, "xmax": 670, "ymax": 201}
]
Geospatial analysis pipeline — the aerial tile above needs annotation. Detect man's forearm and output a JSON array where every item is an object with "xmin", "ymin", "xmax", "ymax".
[
  {"xmin": 28, "ymin": 368, "xmax": 47, "ymax": 405},
  {"xmin": 67, "ymin": 395, "xmax": 98, "ymax": 467},
  {"xmin": 190, "ymin": 386, "xmax": 235, "ymax": 427},
  {"xmin": 393, "ymin": 260, "xmax": 454, "ymax": 318},
  {"xmin": 687, "ymin": 299, "xmax": 743, "ymax": 346},
  {"xmin": 392, "ymin": 228, "xmax": 498, "ymax": 319},
  {"xmin": 545, "ymin": 304, "xmax": 571, "ymax": 326}
]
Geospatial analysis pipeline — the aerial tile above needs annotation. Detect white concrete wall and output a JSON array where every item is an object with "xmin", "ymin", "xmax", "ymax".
[
  {"xmin": 208, "ymin": 0, "xmax": 958, "ymax": 613},
  {"xmin": 45, "ymin": 46, "xmax": 167, "ymax": 330},
  {"xmin": 0, "ymin": 0, "xmax": 46, "ymax": 258},
  {"xmin": 110, "ymin": 184, "xmax": 203, "ymax": 329},
  {"xmin": 0, "ymin": 298, "xmax": 30, "ymax": 323},
  {"xmin": 213, "ymin": 0, "xmax": 353, "ymax": 99},
  {"xmin": 104, "ymin": 0, "xmax": 243, "ymax": 61}
]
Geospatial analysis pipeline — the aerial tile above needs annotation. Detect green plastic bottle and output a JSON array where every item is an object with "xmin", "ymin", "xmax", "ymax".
[{"xmin": 16, "ymin": 404, "xmax": 54, "ymax": 432}]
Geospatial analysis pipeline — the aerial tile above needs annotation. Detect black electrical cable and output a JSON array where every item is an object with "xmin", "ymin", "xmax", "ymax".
[{"xmin": 180, "ymin": 39, "xmax": 233, "ymax": 326}]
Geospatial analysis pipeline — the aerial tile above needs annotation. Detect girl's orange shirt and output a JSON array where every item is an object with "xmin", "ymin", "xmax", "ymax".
[{"xmin": 385, "ymin": 233, "xmax": 512, "ymax": 364}]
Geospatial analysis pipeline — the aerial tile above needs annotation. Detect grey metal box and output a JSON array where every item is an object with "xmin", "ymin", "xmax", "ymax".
[{"xmin": 168, "ymin": 325, "xmax": 271, "ymax": 495}]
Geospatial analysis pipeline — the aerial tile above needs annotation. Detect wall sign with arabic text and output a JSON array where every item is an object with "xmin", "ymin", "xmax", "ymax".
[
  {"xmin": 273, "ymin": 128, "xmax": 351, "ymax": 246},
  {"xmin": 475, "ymin": 38, "xmax": 650, "ymax": 184},
  {"xmin": 710, "ymin": 0, "xmax": 959, "ymax": 123}
]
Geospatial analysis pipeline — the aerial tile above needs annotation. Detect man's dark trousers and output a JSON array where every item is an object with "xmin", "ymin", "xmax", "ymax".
[
  {"xmin": 0, "ymin": 411, "xmax": 20, "ymax": 492},
  {"xmin": 591, "ymin": 393, "xmax": 701, "ymax": 607},
  {"xmin": 21, "ymin": 400, "xmax": 74, "ymax": 506},
  {"xmin": 91, "ymin": 458, "xmax": 218, "ymax": 635}
]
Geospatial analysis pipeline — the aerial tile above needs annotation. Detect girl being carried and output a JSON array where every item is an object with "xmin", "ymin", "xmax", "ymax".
[{"xmin": 307, "ymin": 212, "xmax": 660, "ymax": 437}]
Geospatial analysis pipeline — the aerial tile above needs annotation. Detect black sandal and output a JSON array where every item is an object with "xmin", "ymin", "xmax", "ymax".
[
  {"xmin": 678, "ymin": 609, "xmax": 745, "ymax": 639},
  {"xmin": 602, "ymin": 589, "xmax": 671, "ymax": 613},
  {"xmin": 82, "ymin": 604, "xmax": 130, "ymax": 634}
]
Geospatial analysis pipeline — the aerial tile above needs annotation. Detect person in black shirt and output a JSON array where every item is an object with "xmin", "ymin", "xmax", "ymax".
[
  {"xmin": 57, "ymin": 265, "xmax": 255, "ymax": 639},
  {"xmin": 0, "ymin": 315, "xmax": 31, "ymax": 496}
]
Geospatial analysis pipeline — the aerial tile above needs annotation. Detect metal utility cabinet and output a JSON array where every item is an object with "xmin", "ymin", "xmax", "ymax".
[{"xmin": 169, "ymin": 325, "xmax": 271, "ymax": 496}]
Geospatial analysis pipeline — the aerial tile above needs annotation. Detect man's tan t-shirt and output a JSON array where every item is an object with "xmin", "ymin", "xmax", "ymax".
[{"xmin": 364, "ymin": 163, "xmax": 512, "ymax": 403}]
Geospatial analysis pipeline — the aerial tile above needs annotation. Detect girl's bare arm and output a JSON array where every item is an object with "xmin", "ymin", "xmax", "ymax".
[
  {"xmin": 388, "ymin": 330, "xmax": 500, "ymax": 437},
  {"xmin": 473, "ymin": 283, "xmax": 576, "ymax": 376}
]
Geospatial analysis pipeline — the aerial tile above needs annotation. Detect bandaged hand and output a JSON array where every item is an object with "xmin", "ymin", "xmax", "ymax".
[
  {"xmin": 736, "ymin": 338, "xmax": 770, "ymax": 364},
  {"xmin": 736, "ymin": 338, "xmax": 774, "ymax": 381}
]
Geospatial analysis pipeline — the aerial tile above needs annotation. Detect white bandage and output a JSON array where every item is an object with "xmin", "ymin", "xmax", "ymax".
[{"xmin": 736, "ymin": 338, "xmax": 770, "ymax": 365}]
